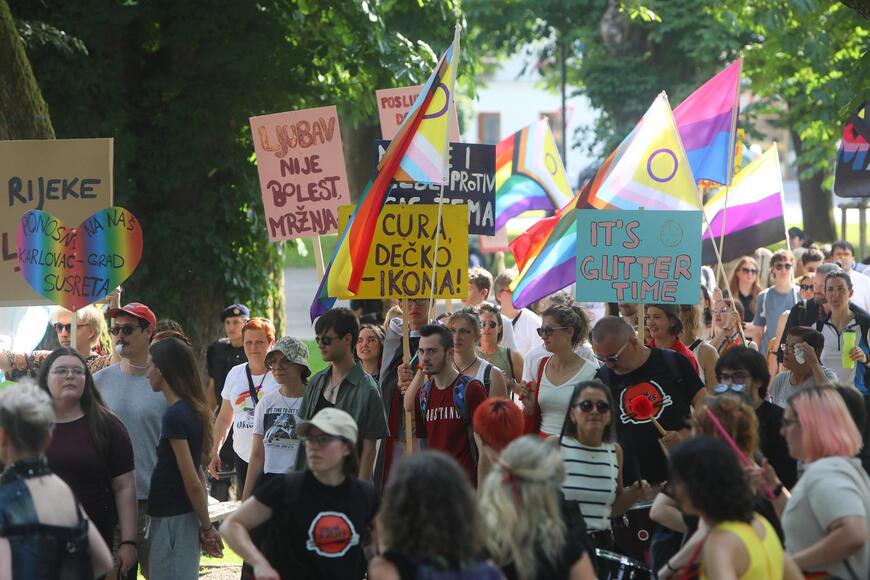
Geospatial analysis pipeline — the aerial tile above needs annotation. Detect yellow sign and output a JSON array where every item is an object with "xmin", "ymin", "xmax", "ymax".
[
  {"xmin": 337, "ymin": 204, "xmax": 468, "ymax": 299},
  {"xmin": 0, "ymin": 139, "xmax": 114, "ymax": 306}
]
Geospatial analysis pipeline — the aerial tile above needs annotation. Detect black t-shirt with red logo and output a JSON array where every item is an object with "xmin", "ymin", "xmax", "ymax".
[
  {"xmin": 255, "ymin": 470, "xmax": 378, "ymax": 579},
  {"xmin": 595, "ymin": 348, "xmax": 703, "ymax": 485}
]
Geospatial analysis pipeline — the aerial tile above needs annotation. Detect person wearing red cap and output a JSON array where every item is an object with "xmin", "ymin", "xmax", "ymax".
[{"xmin": 94, "ymin": 302, "xmax": 166, "ymax": 579}]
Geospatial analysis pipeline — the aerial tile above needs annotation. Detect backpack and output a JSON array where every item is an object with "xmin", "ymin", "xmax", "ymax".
[
  {"xmin": 482, "ymin": 363, "xmax": 492, "ymax": 394},
  {"xmin": 419, "ymin": 374, "xmax": 480, "ymax": 464}
]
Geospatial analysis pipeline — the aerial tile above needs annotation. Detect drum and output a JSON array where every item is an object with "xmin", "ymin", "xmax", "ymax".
[
  {"xmin": 595, "ymin": 548, "xmax": 652, "ymax": 580},
  {"xmin": 611, "ymin": 500, "xmax": 654, "ymax": 564}
]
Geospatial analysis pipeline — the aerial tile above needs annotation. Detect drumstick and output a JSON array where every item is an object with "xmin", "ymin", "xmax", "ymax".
[{"xmin": 704, "ymin": 407, "xmax": 775, "ymax": 500}]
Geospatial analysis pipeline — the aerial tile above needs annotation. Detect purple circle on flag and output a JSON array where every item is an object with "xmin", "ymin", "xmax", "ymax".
[
  {"xmin": 647, "ymin": 148, "xmax": 678, "ymax": 183},
  {"xmin": 423, "ymin": 83, "xmax": 450, "ymax": 119}
]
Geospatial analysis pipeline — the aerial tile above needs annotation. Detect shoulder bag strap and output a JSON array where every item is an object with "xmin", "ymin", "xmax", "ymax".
[{"xmin": 245, "ymin": 363, "xmax": 265, "ymax": 406}]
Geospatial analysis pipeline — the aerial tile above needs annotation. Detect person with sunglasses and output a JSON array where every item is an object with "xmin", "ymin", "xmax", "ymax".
[
  {"xmin": 477, "ymin": 302, "xmax": 524, "ymax": 388},
  {"xmin": 241, "ymin": 337, "xmax": 310, "ymax": 501},
  {"xmin": 209, "ymin": 318, "xmax": 279, "ymax": 495},
  {"xmin": 751, "ymin": 250, "xmax": 801, "ymax": 357},
  {"xmin": 299, "ymin": 308, "xmax": 388, "ymax": 482},
  {"xmin": 93, "ymin": 301, "xmax": 165, "ymax": 578},
  {"xmin": 1, "ymin": 302, "xmax": 117, "ymax": 382},
  {"xmin": 558, "ymin": 380, "xmax": 652, "ymax": 554},
  {"xmin": 714, "ymin": 347, "xmax": 797, "ymax": 488},
  {"xmin": 729, "ymin": 256, "xmax": 763, "ymax": 325},
  {"xmin": 591, "ymin": 316, "xmax": 705, "ymax": 486},
  {"xmin": 221, "ymin": 408, "xmax": 378, "ymax": 580},
  {"xmin": 518, "ymin": 304, "xmax": 597, "ymax": 437}
]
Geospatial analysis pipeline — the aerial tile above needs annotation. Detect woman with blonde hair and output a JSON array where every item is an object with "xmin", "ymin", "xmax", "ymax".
[
  {"xmin": 479, "ymin": 436, "xmax": 596, "ymax": 580},
  {"xmin": 730, "ymin": 256, "xmax": 763, "ymax": 324},
  {"xmin": 447, "ymin": 308, "xmax": 508, "ymax": 397},
  {"xmin": 679, "ymin": 301, "xmax": 719, "ymax": 389}
]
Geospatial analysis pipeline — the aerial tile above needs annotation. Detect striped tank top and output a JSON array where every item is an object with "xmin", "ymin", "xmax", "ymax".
[{"xmin": 560, "ymin": 438, "xmax": 618, "ymax": 531}]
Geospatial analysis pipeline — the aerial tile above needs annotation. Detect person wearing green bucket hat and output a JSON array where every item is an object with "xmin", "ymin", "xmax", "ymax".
[{"xmin": 241, "ymin": 336, "xmax": 310, "ymax": 501}]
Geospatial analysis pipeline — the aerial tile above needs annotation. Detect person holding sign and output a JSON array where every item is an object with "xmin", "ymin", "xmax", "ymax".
[
  {"xmin": 591, "ymin": 316, "xmax": 705, "ymax": 486},
  {"xmin": 518, "ymin": 305, "xmax": 597, "ymax": 437},
  {"xmin": 644, "ymin": 304, "xmax": 701, "ymax": 374}
]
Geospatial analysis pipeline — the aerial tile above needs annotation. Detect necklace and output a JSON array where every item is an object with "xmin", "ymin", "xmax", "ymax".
[
  {"xmin": 0, "ymin": 456, "xmax": 52, "ymax": 484},
  {"xmin": 457, "ymin": 357, "xmax": 478, "ymax": 376},
  {"xmin": 125, "ymin": 360, "xmax": 149, "ymax": 370}
]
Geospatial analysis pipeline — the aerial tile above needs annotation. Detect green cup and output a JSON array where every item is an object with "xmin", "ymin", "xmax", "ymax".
[{"xmin": 842, "ymin": 329, "xmax": 856, "ymax": 369}]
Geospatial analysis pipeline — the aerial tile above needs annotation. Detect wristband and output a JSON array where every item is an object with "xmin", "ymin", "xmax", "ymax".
[{"xmin": 119, "ymin": 540, "xmax": 137, "ymax": 548}]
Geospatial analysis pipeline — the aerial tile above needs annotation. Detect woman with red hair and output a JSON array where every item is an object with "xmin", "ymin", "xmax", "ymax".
[
  {"xmin": 472, "ymin": 398, "xmax": 524, "ymax": 484},
  {"xmin": 777, "ymin": 386, "xmax": 870, "ymax": 578}
]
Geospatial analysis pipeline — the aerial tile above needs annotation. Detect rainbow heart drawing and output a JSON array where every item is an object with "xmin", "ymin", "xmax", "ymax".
[{"xmin": 16, "ymin": 207, "xmax": 143, "ymax": 311}]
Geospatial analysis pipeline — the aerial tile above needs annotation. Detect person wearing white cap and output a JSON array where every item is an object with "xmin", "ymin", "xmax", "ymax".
[{"xmin": 221, "ymin": 408, "xmax": 378, "ymax": 580}]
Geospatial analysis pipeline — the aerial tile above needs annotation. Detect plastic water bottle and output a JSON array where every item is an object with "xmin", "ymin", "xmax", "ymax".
[{"xmin": 843, "ymin": 329, "xmax": 856, "ymax": 369}]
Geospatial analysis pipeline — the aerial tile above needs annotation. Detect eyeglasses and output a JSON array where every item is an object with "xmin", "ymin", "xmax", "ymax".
[
  {"xmin": 482, "ymin": 321, "xmax": 499, "ymax": 329},
  {"xmin": 595, "ymin": 340, "xmax": 630, "ymax": 364},
  {"xmin": 575, "ymin": 400, "xmax": 610, "ymax": 413},
  {"xmin": 408, "ymin": 299, "xmax": 428, "ymax": 307},
  {"xmin": 773, "ymin": 263, "xmax": 793, "ymax": 270},
  {"xmin": 266, "ymin": 357, "xmax": 290, "ymax": 370},
  {"xmin": 713, "ymin": 383, "xmax": 747, "ymax": 394},
  {"xmin": 50, "ymin": 366, "xmax": 86, "ymax": 378},
  {"xmin": 740, "ymin": 267, "xmax": 758, "ymax": 275},
  {"xmin": 536, "ymin": 326, "xmax": 569, "ymax": 337},
  {"xmin": 800, "ymin": 284, "xmax": 814, "ymax": 291},
  {"xmin": 110, "ymin": 324, "xmax": 139, "ymax": 336},
  {"xmin": 53, "ymin": 323, "xmax": 72, "ymax": 333},
  {"xmin": 304, "ymin": 433, "xmax": 339, "ymax": 446},
  {"xmin": 315, "ymin": 335, "xmax": 340, "ymax": 346},
  {"xmin": 716, "ymin": 371, "xmax": 750, "ymax": 384}
]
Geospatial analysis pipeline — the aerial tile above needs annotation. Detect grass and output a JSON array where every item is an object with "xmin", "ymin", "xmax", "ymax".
[
  {"xmin": 305, "ymin": 339, "xmax": 328, "ymax": 374},
  {"xmin": 136, "ymin": 547, "xmax": 243, "ymax": 579}
]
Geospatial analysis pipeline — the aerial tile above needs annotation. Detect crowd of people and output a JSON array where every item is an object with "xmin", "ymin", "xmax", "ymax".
[{"xmin": 2, "ymin": 238, "xmax": 870, "ymax": 579}]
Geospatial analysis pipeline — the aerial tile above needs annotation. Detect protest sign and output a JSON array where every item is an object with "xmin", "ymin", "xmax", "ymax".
[
  {"xmin": 17, "ymin": 207, "xmax": 143, "ymax": 312},
  {"xmin": 337, "ymin": 204, "xmax": 468, "ymax": 299},
  {"xmin": 479, "ymin": 227, "xmax": 510, "ymax": 253},
  {"xmin": 0, "ymin": 138, "xmax": 114, "ymax": 306},
  {"xmin": 250, "ymin": 106, "xmax": 350, "ymax": 241},
  {"xmin": 575, "ymin": 209, "xmax": 702, "ymax": 304},
  {"xmin": 376, "ymin": 140, "xmax": 496, "ymax": 235},
  {"xmin": 376, "ymin": 85, "xmax": 461, "ymax": 141}
]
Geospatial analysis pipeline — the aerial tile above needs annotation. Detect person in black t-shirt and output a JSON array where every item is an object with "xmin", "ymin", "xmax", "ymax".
[
  {"xmin": 146, "ymin": 337, "xmax": 221, "ymax": 579},
  {"xmin": 591, "ymin": 316, "xmax": 705, "ymax": 485},
  {"xmin": 205, "ymin": 304, "xmax": 249, "ymax": 497},
  {"xmin": 221, "ymin": 408, "xmax": 378, "ymax": 580}
]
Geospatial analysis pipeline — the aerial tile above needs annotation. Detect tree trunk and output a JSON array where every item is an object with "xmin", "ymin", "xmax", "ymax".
[
  {"xmin": 0, "ymin": 0, "xmax": 54, "ymax": 139},
  {"xmin": 791, "ymin": 129, "xmax": 837, "ymax": 243}
]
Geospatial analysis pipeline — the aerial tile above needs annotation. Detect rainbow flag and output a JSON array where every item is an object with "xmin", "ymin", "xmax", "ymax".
[
  {"xmin": 511, "ymin": 93, "xmax": 701, "ymax": 308},
  {"xmin": 494, "ymin": 120, "xmax": 574, "ymax": 231},
  {"xmin": 673, "ymin": 59, "xmax": 742, "ymax": 186},
  {"xmin": 311, "ymin": 29, "xmax": 460, "ymax": 320},
  {"xmin": 703, "ymin": 146, "xmax": 786, "ymax": 263}
]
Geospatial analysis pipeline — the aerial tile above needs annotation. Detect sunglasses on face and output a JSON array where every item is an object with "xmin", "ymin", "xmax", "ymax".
[
  {"xmin": 800, "ymin": 284, "xmax": 814, "ymax": 291},
  {"xmin": 740, "ymin": 267, "xmax": 758, "ymax": 275},
  {"xmin": 595, "ymin": 340, "xmax": 630, "ymax": 364},
  {"xmin": 110, "ymin": 324, "xmax": 139, "ymax": 336},
  {"xmin": 53, "ymin": 323, "xmax": 72, "ymax": 333},
  {"xmin": 574, "ymin": 400, "xmax": 610, "ymax": 413},
  {"xmin": 482, "ymin": 321, "xmax": 499, "ymax": 329},
  {"xmin": 773, "ymin": 263, "xmax": 793, "ymax": 270},
  {"xmin": 304, "ymin": 433, "xmax": 339, "ymax": 446},
  {"xmin": 536, "ymin": 326, "xmax": 569, "ymax": 337},
  {"xmin": 315, "ymin": 335, "xmax": 340, "ymax": 346}
]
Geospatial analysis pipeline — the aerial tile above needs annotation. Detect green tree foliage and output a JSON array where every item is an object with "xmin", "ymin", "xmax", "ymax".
[
  {"xmin": 466, "ymin": 0, "xmax": 869, "ymax": 241},
  {"xmin": 12, "ymin": 0, "xmax": 464, "ymax": 350}
]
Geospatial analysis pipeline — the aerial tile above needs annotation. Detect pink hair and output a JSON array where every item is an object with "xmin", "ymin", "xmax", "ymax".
[{"xmin": 789, "ymin": 387, "xmax": 862, "ymax": 461}]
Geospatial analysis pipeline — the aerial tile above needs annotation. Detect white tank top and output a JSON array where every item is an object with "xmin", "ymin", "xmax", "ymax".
[
  {"xmin": 537, "ymin": 358, "xmax": 597, "ymax": 435},
  {"xmin": 472, "ymin": 358, "xmax": 493, "ymax": 392}
]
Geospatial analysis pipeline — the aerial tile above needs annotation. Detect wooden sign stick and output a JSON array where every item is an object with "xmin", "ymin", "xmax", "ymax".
[
  {"xmin": 70, "ymin": 311, "xmax": 78, "ymax": 352},
  {"xmin": 401, "ymin": 299, "xmax": 414, "ymax": 455},
  {"xmin": 638, "ymin": 303, "xmax": 645, "ymax": 343}
]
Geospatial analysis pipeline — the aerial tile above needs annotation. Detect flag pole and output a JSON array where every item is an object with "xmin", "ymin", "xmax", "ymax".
[
  {"xmin": 312, "ymin": 235, "xmax": 325, "ymax": 281},
  {"xmin": 71, "ymin": 310, "xmax": 78, "ymax": 352},
  {"xmin": 716, "ymin": 59, "xmax": 743, "ymax": 285}
]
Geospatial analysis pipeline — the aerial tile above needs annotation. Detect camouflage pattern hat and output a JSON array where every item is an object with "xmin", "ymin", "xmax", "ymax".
[{"xmin": 266, "ymin": 336, "xmax": 310, "ymax": 379}]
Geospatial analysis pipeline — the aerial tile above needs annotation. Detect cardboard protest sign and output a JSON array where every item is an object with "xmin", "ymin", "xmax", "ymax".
[
  {"xmin": 250, "ymin": 106, "xmax": 350, "ymax": 241},
  {"xmin": 575, "ymin": 209, "xmax": 702, "ymax": 304},
  {"xmin": 17, "ymin": 207, "xmax": 143, "ymax": 311},
  {"xmin": 337, "ymin": 204, "xmax": 468, "ymax": 299},
  {"xmin": 0, "ymin": 138, "xmax": 113, "ymax": 307},
  {"xmin": 376, "ymin": 140, "xmax": 496, "ymax": 235},
  {"xmin": 479, "ymin": 228, "xmax": 510, "ymax": 253},
  {"xmin": 376, "ymin": 85, "xmax": 461, "ymax": 141}
]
